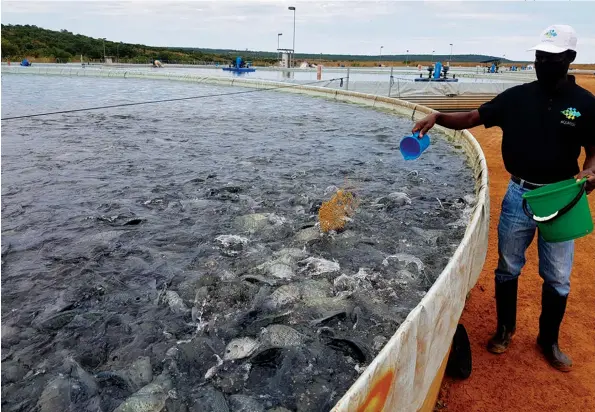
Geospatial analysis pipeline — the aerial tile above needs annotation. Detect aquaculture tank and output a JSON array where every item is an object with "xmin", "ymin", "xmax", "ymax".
[{"xmin": 1, "ymin": 67, "xmax": 489, "ymax": 412}]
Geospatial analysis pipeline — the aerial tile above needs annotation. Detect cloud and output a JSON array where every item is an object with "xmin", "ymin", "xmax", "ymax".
[
  {"xmin": 463, "ymin": 36, "xmax": 535, "ymax": 44},
  {"xmin": 441, "ymin": 12, "xmax": 531, "ymax": 21},
  {"xmin": 2, "ymin": 1, "xmax": 54, "ymax": 13},
  {"xmin": 578, "ymin": 37, "xmax": 595, "ymax": 46},
  {"xmin": 2, "ymin": 1, "xmax": 594, "ymax": 62}
]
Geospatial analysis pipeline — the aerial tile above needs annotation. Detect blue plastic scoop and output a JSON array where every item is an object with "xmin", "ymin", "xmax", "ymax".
[{"xmin": 400, "ymin": 131, "xmax": 430, "ymax": 160}]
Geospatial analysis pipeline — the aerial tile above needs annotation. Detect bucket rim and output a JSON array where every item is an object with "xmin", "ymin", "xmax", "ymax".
[{"xmin": 522, "ymin": 177, "xmax": 586, "ymax": 200}]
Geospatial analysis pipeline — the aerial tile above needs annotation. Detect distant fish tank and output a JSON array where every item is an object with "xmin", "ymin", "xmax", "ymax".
[{"xmin": 223, "ymin": 56, "xmax": 256, "ymax": 73}]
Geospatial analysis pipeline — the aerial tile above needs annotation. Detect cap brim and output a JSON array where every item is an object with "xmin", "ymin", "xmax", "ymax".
[{"xmin": 527, "ymin": 43, "xmax": 569, "ymax": 53}]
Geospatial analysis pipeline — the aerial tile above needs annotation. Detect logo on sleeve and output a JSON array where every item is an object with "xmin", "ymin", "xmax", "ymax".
[{"xmin": 560, "ymin": 107, "xmax": 581, "ymax": 126}]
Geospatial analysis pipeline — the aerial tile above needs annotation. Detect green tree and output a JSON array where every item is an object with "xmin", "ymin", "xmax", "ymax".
[{"xmin": 1, "ymin": 38, "xmax": 20, "ymax": 58}]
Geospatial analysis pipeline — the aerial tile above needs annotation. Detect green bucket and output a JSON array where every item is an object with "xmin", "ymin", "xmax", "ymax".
[{"xmin": 522, "ymin": 178, "xmax": 593, "ymax": 243}]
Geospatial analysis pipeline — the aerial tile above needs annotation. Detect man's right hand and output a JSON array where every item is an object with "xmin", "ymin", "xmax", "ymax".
[
  {"xmin": 577, "ymin": 168, "xmax": 595, "ymax": 194},
  {"xmin": 412, "ymin": 113, "xmax": 439, "ymax": 138}
]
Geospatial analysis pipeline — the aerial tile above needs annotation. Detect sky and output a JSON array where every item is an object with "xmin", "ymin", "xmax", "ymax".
[{"xmin": 2, "ymin": 0, "xmax": 595, "ymax": 63}]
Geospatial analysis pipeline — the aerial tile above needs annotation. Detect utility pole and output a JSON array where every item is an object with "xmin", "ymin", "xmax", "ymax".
[{"xmin": 288, "ymin": 6, "xmax": 296, "ymax": 67}]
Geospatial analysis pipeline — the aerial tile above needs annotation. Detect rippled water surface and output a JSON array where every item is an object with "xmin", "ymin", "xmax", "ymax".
[{"xmin": 1, "ymin": 74, "xmax": 475, "ymax": 412}]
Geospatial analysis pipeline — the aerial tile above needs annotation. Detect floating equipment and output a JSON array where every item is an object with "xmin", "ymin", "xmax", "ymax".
[
  {"xmin": 433, "ymin": 62, "xmax": 443, "ymax": 79},
  {"xmin": 415, "ymin": 61, "xmax": 458, "ymax": 82},
  {"xmin": 222, "ymin": 56, "xmax": 256, "ymax": 73},
  {"xmin": 20, "ymin": 59, "xmax": 31, "ymax": 67},
  {"xmin": 522, "ymin": 177, "xmax": 593, "ymax": 242}
]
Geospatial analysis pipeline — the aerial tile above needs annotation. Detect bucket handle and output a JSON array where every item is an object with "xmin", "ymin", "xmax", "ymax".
[{"xmin": 522, "ymin": 179, "xmax": 587, "ymax": 223}]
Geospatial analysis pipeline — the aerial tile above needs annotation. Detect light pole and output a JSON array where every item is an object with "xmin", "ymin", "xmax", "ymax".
[
  {"xmin": 449, "ymin": 43, "xmax": 453, "ymax": 65},
  {"xmin": 117, "ymin": 42, "xmax": 122, "ymax": 63},
  {"xmin": 101, "ymin": 38, "xmax": 106, "ymax": 62},
  {"xmin": 379, "ymin": 45, "xmax": 383, "ymax": 67},
  {"xmin": 432, "ymin": 50, "xmax": 435, "ymax": 64},
  {"xmin": 277, "ymin": 33, "xmax": 282, "ymax": 53},
  {"xmin": 288, "ymin": 6, "xmax": 296, "ymax": 67},
  {"xmin": 406, "ymin": 49, "xmax": 409, "ymax": 66}
]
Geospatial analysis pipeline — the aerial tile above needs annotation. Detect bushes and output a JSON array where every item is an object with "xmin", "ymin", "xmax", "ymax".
[
  {"xmin": 1, "ymin": 38, "xmax": 19, "ymax": 58},
  {"xmin": 0, "ymin": 24, "xmax": 232, "ymax": 63}
]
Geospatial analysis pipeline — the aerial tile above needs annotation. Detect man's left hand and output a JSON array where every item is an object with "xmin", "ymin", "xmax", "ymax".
[{"xmin": 577, "ymin": 168, "xmax": 595, "ymax": 194}]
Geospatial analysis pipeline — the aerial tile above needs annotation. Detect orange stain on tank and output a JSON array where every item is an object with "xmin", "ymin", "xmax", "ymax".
[{"xmin": 357, "ymin": 370, "xmax": 395, "ymax": 412}]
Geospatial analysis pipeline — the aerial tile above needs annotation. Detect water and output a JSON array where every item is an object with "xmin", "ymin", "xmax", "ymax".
[{"xmin": 1, "ymin": 74, "xmax": 475, "ymax": 411}]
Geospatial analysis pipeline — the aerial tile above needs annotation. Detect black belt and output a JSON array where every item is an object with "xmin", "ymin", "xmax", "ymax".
[{"xmin": 511, "ymin": 176, "xmax": 546, "ymax": 190}]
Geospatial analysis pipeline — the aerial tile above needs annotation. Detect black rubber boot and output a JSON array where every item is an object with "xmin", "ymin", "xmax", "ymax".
[
  {"xmin": 487, "ymin": 278, "xmax": 518, "ymax": 354},
  {"xmin": 537, "ymin": 285, "xmax": 572, "ymax": 372}
]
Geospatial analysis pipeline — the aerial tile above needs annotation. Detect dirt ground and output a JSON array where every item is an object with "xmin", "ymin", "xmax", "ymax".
[{"xmin": 437, "ymin": 75, "xmax": 595, "ymax": 411}]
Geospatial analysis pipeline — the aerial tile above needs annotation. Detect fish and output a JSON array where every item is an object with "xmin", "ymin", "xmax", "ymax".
[
  {"xmin": 372, "ymin": 192, "xmax": 412, "ymax": 209},
  {"xmin": 262, "ymin": 284, "xmax": 301, "ymax": 310},
  {"xmin": 299, "ymin": 257, "xmax": 340, "ymax": 276},
  {"xmin": 309, "ymin": 310, "xmax": 348, "ymax": 326},
  {"xmin": 36, "ymin": 358, "xmax": 99, "ymax": 412},
  {"xmin": 96, "ymin": 356, "xmax": 152, "ymax": 392},
  {"xmin": 228, "ymin": 394, "xmax": 265, "ymax": 412},
  {"xmin": 325, "ymin": 337, "xmax": 369, "ymax": 364},
  {"xmin": 249, "ymin": 347, "xmax": 285, "ymax": 367},
  {"xmin": 223, "ymin": 337, "xmax": 260, "ymax": 361},
  {"xmin": 191, "ymin": 386, "xmax": 230, "ymax": 412},
  {"xmin": 260, "ymin": 324, "xmax": 306, "ymax": 348},
  {"xmin": 214, "ymin": 235, "xmax": 249, "ymax": 257},
  {"xmin": 234, "ymin": 213, "xmax": 282, "ymax": 233},
  {"xmin": 382, "ymin": 253, "xmax": 425, "ymax": 275},
  {"xmin": 36, "ymin": 376, "xmax": 71, "ymax": 412},
  {"xmin": 163, "ymin": 291, "xmax": 189, "ymax": 315},
  {"xmin": 32, "ymin": 310, "xmax": 80, "ymax": 331},
  {"xmin": 113, "ymin": 372, "xmax": 173, "ymax": 412}
]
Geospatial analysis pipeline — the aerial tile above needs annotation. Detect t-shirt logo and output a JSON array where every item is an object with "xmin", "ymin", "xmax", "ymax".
[{"xmin": 561, "ymin": 107, "xmax": 581, "ymax": 120}]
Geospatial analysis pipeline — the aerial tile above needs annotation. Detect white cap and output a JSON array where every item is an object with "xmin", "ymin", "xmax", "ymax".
[{"xmin": 528, "ymin": 25, "xmax": 577, "ymax": 54}]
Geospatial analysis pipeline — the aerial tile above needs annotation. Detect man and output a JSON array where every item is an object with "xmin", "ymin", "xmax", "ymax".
[{"xmin": 413, "ymin": 25, "xmax": 595, "ymax": 372}]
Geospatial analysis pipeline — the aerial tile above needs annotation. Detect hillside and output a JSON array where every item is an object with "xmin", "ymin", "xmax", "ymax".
[
  {"xmin": 0, "ymin": 24, "xmax": 252, "ymax": 64},
  {"xmin": 1, "ymin": 24, "xmax": 509, "ymax": 65},
  {"xmin": 186, "ymin": 47, "xmax": 510, "ymax": 64}
]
